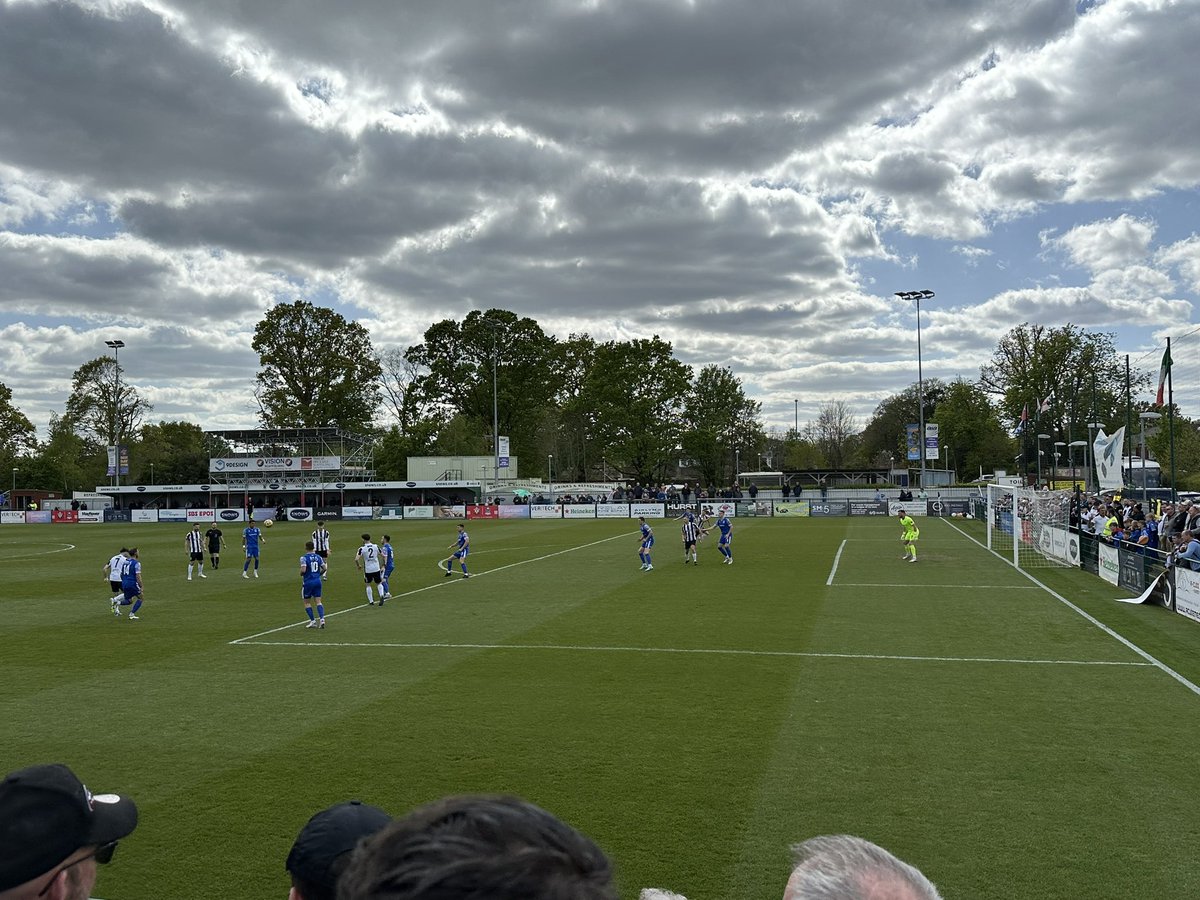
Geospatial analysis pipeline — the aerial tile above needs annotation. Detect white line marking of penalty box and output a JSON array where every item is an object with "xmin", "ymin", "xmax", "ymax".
[
  {"xmin": 228, "ymin": 530, "xmax": 634, "ymax": 645},
  {"xmin": 941, "ymin": 517, "xmax": 1200, "ymax": 698},
  {"xmin": 231, "ymin": 640, "xmax": 1153, "ymax": 668}
]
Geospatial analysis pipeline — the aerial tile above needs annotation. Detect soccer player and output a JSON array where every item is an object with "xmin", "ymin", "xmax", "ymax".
[
  {"xmin": 380, "ymin": 534, "xmax": 395, "ymax": 599},
  {"xmin": 185, "ymin": 523, "xmax": 207, "ymax": 580},
  {"xmin": 300, "ymin": 539, "xmax": 327, "ymax": 628},
  {"xmin": 312, "ymin": 520, "xmax": 332, "ymax": 577},
  {"xmin": 206, "ymin": 524, "xmax": 226, "ymax": 569},
  {"xmin": 103, "ymin": 548, "xmax": 128, "ymax": 602},
  {"xmin": 356, "ymin": 534, "xmax": 386, "ymax": 604},
  {"xmin": 898, "ymin": 509, "xmax": 920, "ymax": 562},
  {"xmin": 113, "ymin": 547, "xmax": 145, "ymax": 619},
  {"xmin": 681, "ymin": 518, "xmax": 702, "ymax": 565},
  {"xmin": 242, "ymin": 519, "xmax": 264, "ymax": 578},
  {"xmin": 716, "ymin": 512, "xmax": 733, "ymax": 564},
  {"xmin": 638, "ymin": 517, "xmax": 654, "ymax": 571},
  {"xmin": 445, "ymin": 524, "xmax": 471, "ymax": 578}
]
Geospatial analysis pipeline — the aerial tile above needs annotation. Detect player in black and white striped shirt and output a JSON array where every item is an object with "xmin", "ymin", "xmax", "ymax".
[
  {"xmin": 312, "ymin": 521, "xmax": 332, "ymax": 578},
  {"xmin": 681, "ymin": 520, "xmax": 704, "ymax": 565},
  {"xmin": 185, "ymin": 524, "xmax": 207, "ymax": 580}
]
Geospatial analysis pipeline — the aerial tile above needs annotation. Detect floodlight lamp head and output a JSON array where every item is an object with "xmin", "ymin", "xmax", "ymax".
[
  {"xmin": 105, "ymin": 339, "xmax": 125, "ymax": 349},
  {"xmin": 1037, "ymin": 433, "xmax": 1051, "ymax": 440},
  {"xmin": 917, "ymin": 290, "xmax": 935, "ymax": 299}
]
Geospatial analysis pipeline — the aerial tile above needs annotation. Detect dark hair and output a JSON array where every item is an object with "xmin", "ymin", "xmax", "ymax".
[
  {"xmin": 306, "ymin": 541, "xmax": 315, "ymax": 550},
  {"xmin": 337, "ymin": 795, "xmax": 617, "ymax": 900},
  {"xmin": 362, "ymin": 534, "xmax": 371, "ymax": 541},
  {"xmin": 383, "ymin": 535, "xmax": 391, "ymax": 542}
]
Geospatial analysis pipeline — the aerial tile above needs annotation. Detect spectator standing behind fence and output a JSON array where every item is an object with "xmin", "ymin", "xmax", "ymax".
[
  {"xmin": 337, "ymin": 794, "xmax": 618, "ymax": 900},
  {"xmin": 782, "ymin": 834, "xmax": 942, "ymax": 900}
]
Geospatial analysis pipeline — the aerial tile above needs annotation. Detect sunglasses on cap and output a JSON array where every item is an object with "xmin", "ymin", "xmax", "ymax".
[{"xmin": 37, "ymin": 841, "xmax": 119, "ymax": 897}]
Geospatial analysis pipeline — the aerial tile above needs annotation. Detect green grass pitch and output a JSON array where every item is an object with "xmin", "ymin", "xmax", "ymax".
[{"xmin": 5, "ymin": 515, "xmax": 1200, "ymax": 898}]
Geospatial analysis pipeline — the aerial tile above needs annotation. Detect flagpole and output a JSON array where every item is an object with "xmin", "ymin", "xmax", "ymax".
[
  {"xmin": 1168, "ymin": 337, "xmax": 1176, "ymax": 502},
  {"xmin": 1125, "ymin": 354, "xmax": 1133, "ymax": 491}
]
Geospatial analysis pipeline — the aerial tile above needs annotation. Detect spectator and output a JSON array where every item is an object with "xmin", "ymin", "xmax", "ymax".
[
  {"xmin": 286, "ymin": 800, "xmax": 391, "ymax": 900},
  {"xmin": 338, "ymin": 794, "xmax": 617, "ymax": 900},
  {"xmin": 748, "ymin": 483, "xmax": 758, "ymax": 499},
  {"xmin": 782, "ymin": 834, "xmax": 941, "ymax": 900},
  {"xmin": 1175, "ymin": 530, "xmax": 1200, "ymax": 571},
  {"xmin": 0, "ymin": 763, "xmax": 138, "ymax": 900},
  {"xmin": 782, "ymin": 483, "xmax": 791, "ymax": 499}
]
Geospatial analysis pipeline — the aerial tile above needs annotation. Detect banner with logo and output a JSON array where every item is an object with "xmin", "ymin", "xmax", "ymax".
[
  {"xmin": 530, "ymin": 504, "xmax": 562, "ymax": 519},
  {"xmin": 1, "ymin": 511, "xmax": 24, "ymax": 524},
  {"xmin": 1037, "ymin": 525, "xmax": 1079, "ymax": 566},
  {"xmin": 498, "ymin": 504, "xmax": 530, "ymax": 519},
  {"xmin": 402, "ymin": 506, "xmax": 434, "ymax": 520},
  {"xmin": 314, "ymin": 507, "xmax": 342, "ymax": 520},
  {"xmin": 25, "ymin": 510, "xmax": 51, "ymax": 523},
  {"xmin": 1174, "ymin": 566, "xmax": 1200, "ymax": 623},
  {"xmin": 848, "ymin": 500, "xmax": 888, "ymax": 517},
  {"xmin": 78, "ymin": 510, "xmax": 103, "ymax": 524},
  {"xmin": 596, "ymin": 503, "xmax": 628, "ymax": 518},
  {"xmin": 131, "ymin": 509, "xmax": 158, "ymax": 523},
  {"xmin": 735, "ymin": 501, "xmax": 758, "ymax": 517},
  {"xmin": 51, "ymin": 510, "xmax": 79, "ymax": 523},
  {"xmin": 1117, "ymin": 548, "xmax": 1149, "ymax": 594},
  {"xmin": 498, "ymin": 436, "xmax": 510, "ymax": 469},
  {"xmin": 433, "ymin": 505, "xmax": 467, "ymax": 520},
  {"xmin": 629, "ymin": 503, "xmax": 666, "ymax": 518},
  {"xmin": 285, "ymin": 507, "xmax": 313, "ymax": 521},
  {"xmin": 341, "ymin": 506, "xmax": 374, "ymax": 520},
  {"xmin": 186, "ymin": 509, "xmax": 216, "ymax": 522},
  {"xmin": 213, "ymin": 508, "xmax": 246, "ymax": 523},
  {"xmin": 467, "ymin": 504, "xmax": 499, "ymax": 519},
  {"xmin": 700, "ymin": 501, "xmax": 736, "ymax": 519},
  {"xmin": 1098, "ymin": 543, "xmax": 1120, "ymax": 585},
  {"xmin": 209, "ymin": 456, "xmax": 342, "ymax": 473},
  {"xmin": 926, "ymin": 499, "xmax": 970, "ymax": 517},
  {"xmin": 888, "ymin": 501, "xmax": 929, "ymax": 517},
  {"xmin": 103, "ymin": 509, "xmax": 133, "ymax": 523},
  {"xmin": 107, "ymin": 444, "xmax": 130, "ymax": 476},
  {"xmin": 563, "ymin": 504, "xmax": 596, "ymax": 519},
  {"xmin": 379, "ymin": 507, "xmax": 405, "ymax": 520},
  {"xmin": 906, "ymin": 424, "xmax": 920, "ymax": 461},
  {"xmin": 809, "ymin": 500, "xmax": 849, "ymax": 517},
  {"xmin": 773, "ymin": 502, "xmax": 809, "ymax": 517},
  {"xmin": 666, "ymin": 502, "xmax": 699, "ymax": 518}
]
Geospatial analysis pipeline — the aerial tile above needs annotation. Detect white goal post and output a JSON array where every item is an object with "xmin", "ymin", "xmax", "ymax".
[{"xmin": 985, "ymin": 483, "xmax": 1078, "ymax": 569}]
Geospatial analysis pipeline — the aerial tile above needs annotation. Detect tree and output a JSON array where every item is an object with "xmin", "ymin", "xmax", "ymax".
[
  {"xmin": 63, "ymin": 356, "xmax": 152, "ymax": 445},
  {"xmin": 857, "ymin": 380, "xmax": 949, "ymax": 465},
  {"xmin": 406, "ymin": 309, "xmax": 563, "ymax": 474},
  {"xmin": 252, "ymin": 301, "xmax": 382, "ymax": 430},
  {"xmin": 806, "ymin": 400, "xmax": 858, "ymax": 469},
  {"xmin": 579, "ymin": 337, "xmax": 692, "ymax": 483},
  {"xmin": 0, "ymin": 381, "xmax": 36, "ymax": 471},
  {"xmin": 135, "ymin": 421, "xmax": 210, "ymax": 484},
  {"xmin": 22, "ymin": 413, "xmax": 101, "ymax": 494},
  {"xmin": 680, "ymin": 365, "xmax": 764, "ymax": 487},
  {"xmin": 929, "ymin": 379, "xmax": 1014, "ymax": 479}
]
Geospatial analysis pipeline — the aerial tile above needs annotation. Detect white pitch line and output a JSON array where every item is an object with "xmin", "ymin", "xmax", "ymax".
[
  {"xmin": 0, "ymin": 541, "xmax": 76, "ymax": 561},
  {"xmin": 827, "ymin": 539, "xmax": 847, "ymax": 585},
  {"xmin": 229, "ymin": 529, "xmax": 634, "ymax": 645},
  {"xmin": 230, "ymin": 639, "xmax": 1153, "ymax": 667},
  {"xmin": 833, "ymin": 583, "xmax": 1039, "ymax": 590},
  {"xmin": 941, "ymin": 517, "xmax": 1200, "ymax": 698}
]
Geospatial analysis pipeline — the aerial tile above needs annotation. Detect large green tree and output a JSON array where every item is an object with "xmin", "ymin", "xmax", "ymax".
[
  {"xmin": 857, "ymin": 380, "xmax": 949, "ymax": 466},
  {"xmin": 580, "ymin": 337, "xmax": 692, "ymax": 483},
  {"xmin": 681, "ymin": 365, "xmax": 764, "ymax": 487},
  {"xmin": 406, "ymin": 309, "xmax": 562, "ymax": 474},
  {"xmin": 252, "ymin": 301, "xmax": 382, "ymax": 430},
  {"xmin": 134, "ymin": 420, "xmax": 209, "ymax": 484},
  {"xmin": 64, "ymin": 356, "xmax": 152, "ymax": 445},
  {"xmin": 929, "ymin": 379, "xmax": 1014, "ymax": 479},
  {"xmin": 0, "ymin": 381, "xmax": 36, "ymax": 472}
]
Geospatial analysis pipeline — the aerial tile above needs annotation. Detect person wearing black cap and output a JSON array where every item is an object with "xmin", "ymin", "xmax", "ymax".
[
  {"xmin": 286, "ymin": 800, "xmax": 391, "ymax": 900},
  {"xmin": 0, "ymin": 763, "xmax": 138, "ymax": 900}
]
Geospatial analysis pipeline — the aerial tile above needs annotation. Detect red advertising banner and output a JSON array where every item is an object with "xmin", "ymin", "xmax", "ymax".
[
  {"xmin": 51, "ymin": 510, "xmax": 79, "ymax": 523},
  {"xmin": 466, "ymin": 504, "xmax": 500, "ymax": 519}
]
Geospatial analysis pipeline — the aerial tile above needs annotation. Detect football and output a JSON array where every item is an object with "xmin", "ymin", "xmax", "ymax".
[{"xmin": 263, "ymin": 518, "xmax": 274, "ymax": 528}]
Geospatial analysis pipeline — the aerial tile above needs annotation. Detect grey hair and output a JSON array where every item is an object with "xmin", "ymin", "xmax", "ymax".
[{"xmin": 784, "ymin": 835, "xmax": 941, "ymax": 900}]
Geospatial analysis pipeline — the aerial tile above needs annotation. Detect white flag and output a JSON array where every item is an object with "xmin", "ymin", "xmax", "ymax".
[{"xmin": 1093, "ymin": 427, "xmax": 1126, "ymax": 490}]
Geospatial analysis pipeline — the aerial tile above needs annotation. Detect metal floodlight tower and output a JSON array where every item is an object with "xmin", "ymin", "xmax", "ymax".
[
  {"xmin": 105, "ymin": 339, "xmax": 125, "ymax": 487},
  {"xmin": 894, "ymin": 290, "xmax": 934, "ymax": 488}
]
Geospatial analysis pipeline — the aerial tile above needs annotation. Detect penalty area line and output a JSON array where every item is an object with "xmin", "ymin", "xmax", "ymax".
[
  {"xmin": 941, "ymin": 517, "xmax": 1200, "ymax": 698},
  {"xmin": 826, "ymin": 539, "xmax": 847, "ymax": 586},
  {"xmin": 229, "ymin": 639, "xmax": 1154, "ymax": 668},
  {"xmin": 229, "ymin": 529, "xmax": 634, "ymax": 645}
]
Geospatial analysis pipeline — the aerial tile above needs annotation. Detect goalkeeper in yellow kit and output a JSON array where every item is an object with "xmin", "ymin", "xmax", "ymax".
[{"xmin": 898, "ymin": 509, "xmax": 919, "ymax": 562}]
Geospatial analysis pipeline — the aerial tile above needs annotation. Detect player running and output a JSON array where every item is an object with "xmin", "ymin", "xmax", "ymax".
[
  {"xmin": 113, "ymin": 548, "xmax": 145, "ymax": 620},
  {"xmin": 899, "ymin": 509, "xmax": 920, "ymax": 562},
  {"xmin": 681, "ymin": 519, "xmax": 703, "ymax": 565},
  {"xmin": 356, "ymin": 534, "xmax": 387, "ymax": 605},
  {"xmin": 380, "ymin": 534, "xmax": 395, "ymax": 599},
  {"xmin": 242, "ymin": 520, "xmax": 264, "ymax": 578},
  {"xmin": 185, "ymin": 523, "xmax": 207, "ymax": 580},
  {"xmin": 300, "ymin": 540, "xmax": 328, "ymax": 629},
  {"xmin": 716, "ymin": 513, "xmax": 733, "ymax": 564},
  {"xmin": 445, "ymin": 525, "xmax": 471, "ymax": 579},
  {"xmin": 103, "ymin": 548, "xmax": 128, "ymax": 602},
  {"xmin": 638, "ymin": 517, "xmax": 655, "ymax": 571}
]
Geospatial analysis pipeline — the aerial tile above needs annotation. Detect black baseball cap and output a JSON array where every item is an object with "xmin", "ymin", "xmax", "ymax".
[
  {"xmin": 0, "ymin": 763, "xmax": 138, "ymax": 891},
  {"xmin": 286, "ymin": 800, "xmax": 391, "ymax": 890}
]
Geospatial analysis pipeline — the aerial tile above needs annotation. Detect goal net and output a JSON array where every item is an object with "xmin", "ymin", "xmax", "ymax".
[{"xmin": 986, "ymin": 483, "xmax": 1077, "ymax": 569}]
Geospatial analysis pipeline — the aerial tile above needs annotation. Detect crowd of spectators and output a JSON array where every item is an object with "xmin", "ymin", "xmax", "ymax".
[{"xmin": 1, "ymin": 762, "xmax": 943, "ymax": 900}]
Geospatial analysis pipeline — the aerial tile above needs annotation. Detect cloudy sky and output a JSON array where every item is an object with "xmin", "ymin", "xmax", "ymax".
[{"xmin": 2, "ymin": 0, "xmax": 1199, "ymax": 439}]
